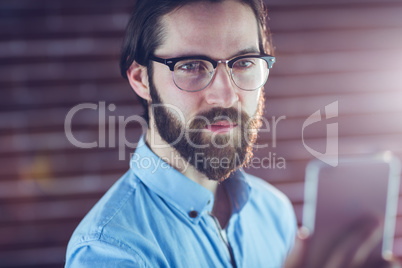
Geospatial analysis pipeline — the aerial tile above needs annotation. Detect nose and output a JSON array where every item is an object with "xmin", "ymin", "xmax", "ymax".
[{"xmin": 204, "ymin": 63, "xmax": 239, "ymax": 108}]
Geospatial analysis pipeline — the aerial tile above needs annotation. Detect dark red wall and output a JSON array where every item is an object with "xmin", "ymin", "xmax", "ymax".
[{"xmin": 1, "ymin": 0, "xmax": 402, "ymax": 266}]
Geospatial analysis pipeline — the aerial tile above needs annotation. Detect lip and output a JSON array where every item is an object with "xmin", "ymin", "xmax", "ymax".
[{"xmin": 206, "ymin": 121, "xmax": 238, "ymax": 133}]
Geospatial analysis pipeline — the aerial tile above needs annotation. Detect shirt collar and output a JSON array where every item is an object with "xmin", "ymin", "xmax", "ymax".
[
  {"xmin": 130, "ymin": 136, "xmax": 251, "ymax": 223},
  {"xmin": 223, "ymin": 169, "xmax": 251, "ymax": 213}
]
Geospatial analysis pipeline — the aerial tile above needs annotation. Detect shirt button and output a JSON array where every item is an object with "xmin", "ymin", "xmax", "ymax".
[{"xmin": 189, "ymin": 210, "xmax": 198, "ymax": 218}]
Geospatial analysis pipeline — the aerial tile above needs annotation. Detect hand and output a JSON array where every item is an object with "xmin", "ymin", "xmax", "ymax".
[{"xmin": 284, "ymin": 218, "xmax": 401, "ymax": 268}]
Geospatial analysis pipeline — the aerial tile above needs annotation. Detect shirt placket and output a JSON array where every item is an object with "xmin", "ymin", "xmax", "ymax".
[{"xmin": 209, "ymin": 213, "xmax": 237, "ymax": 268}]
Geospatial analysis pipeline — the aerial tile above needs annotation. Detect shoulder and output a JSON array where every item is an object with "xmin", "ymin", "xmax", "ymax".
[
  {"xmin": 66, "ymin": 170, "xmax": 149, "ymax": 267},
  {"xmin": 69, "ymin": 170, "xmax": 139, "ymax": 238},
  {"xmin": 242, "ymin": 172, "xmax": 297, "ymax": 250},
  {"xmin": 245, "ymin": 172, "xmax": 293, "ymax": 210},
  {"xmin": 65, "ymin": 236, "xmax": 147, "ymax": 267}
]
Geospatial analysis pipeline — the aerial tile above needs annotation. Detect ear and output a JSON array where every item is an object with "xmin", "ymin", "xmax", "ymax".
[{"xmin": 126, "ymin": 61, "xmax": 151, "ymax": 102}]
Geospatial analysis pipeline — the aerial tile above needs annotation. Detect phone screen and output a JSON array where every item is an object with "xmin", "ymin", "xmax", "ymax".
[{"xmin": 303, "ymin": 152, "xmax": 401, "ymax": 262}]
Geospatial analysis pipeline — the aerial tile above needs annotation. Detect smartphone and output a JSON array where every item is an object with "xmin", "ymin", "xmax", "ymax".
[{"xmin": 303, "ymin": 151, "xmax": 401, "ymax": 262}]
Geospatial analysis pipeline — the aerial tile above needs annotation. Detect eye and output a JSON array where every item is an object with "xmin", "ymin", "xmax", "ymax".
[
  {"xmin": 180, "ymin": 62, "xmax": 199, "ymax": 71},
  {"xmin": 234, "ymin": 59, "xmax": 255, "ymax": 69},
  {"xmin": 176, "ymin": 60, "xmax": 209, "ymax": 73}
]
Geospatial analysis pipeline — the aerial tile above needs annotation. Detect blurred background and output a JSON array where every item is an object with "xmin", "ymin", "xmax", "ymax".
[{"xmin": 1, "ymin": 0, "xmax": 402, "ymax": 267}]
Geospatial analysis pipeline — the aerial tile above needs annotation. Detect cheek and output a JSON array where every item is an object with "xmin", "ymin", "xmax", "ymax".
[
  {"xmin": 152, "ymin": 67, "xmax": 204, "ymax": 121},
  {"xmin": 238, "ymin": 89, "xmax": 262, "ymax": 115},
  {"xmin": 172, "ymin": 92, "xmax": 205, "ymax": 123},
  {"xmin": 152, "ymin": 65, "xmax": 175, "ymax": 98}
]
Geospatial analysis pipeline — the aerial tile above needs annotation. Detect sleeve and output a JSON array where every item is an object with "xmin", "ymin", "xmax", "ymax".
[{"xmin": 65, "ymin": 240, "xmax": 146, "ymax": 268}]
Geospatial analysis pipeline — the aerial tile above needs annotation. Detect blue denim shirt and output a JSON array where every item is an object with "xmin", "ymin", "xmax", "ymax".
[{"xmin": 66, "ymin": 137, "xmax": 297, "ymax": 267}]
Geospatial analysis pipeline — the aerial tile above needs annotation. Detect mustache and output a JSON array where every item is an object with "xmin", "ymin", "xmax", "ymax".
[{"xmin": 190, "ymin": 107, "xmax": 249, "ymax": 129}]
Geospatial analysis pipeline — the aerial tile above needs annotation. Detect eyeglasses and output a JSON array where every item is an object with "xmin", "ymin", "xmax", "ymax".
[{"xmin": 149, "ymin": 54, "xmax": 275, "ymax": 92}]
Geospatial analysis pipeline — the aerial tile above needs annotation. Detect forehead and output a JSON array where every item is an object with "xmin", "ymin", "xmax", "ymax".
[{"xmin": 155, "ymin": 1, "xmax": 260, "ymax": 59}]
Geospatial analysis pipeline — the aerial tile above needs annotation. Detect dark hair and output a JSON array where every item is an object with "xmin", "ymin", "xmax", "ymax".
[{"xmin": 120, "ymin": 0, "xmax": 272, "ymax": 122}]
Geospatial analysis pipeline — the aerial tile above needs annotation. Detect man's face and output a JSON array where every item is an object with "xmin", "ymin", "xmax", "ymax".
[{"xmin": 148, "ymin": 0, "xmax": 266, "ymax": 181}]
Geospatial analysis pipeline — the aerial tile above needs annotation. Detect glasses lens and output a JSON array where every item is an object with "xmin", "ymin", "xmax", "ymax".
[
  {"xmin": 173, "ymin": 59, "xmax": 214, "ymax": 91},
  {"xmin": 231, "ymin": 57, "xmax": 269, "ymax": 91}
]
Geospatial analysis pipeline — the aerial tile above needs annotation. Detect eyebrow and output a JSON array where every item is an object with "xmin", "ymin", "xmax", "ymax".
[
  {"xmin": 230, "ymin": 47, "xmax": 261, "ymax": 58},
  {"xmin": 175, "ymin": 47, "xmax": 261, "ymax": 60}
]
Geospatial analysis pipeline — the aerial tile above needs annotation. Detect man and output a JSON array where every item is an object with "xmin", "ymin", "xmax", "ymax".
[
  {"xmin": 65, "ymin": 0, "xmax": 397, "ymax": 267},
  {"xmin": 66, "ymin": 0, "xmax": 296, "ymax": 266}
]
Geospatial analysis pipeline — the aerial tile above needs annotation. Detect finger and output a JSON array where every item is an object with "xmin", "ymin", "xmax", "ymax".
[
  {"xmin": 322, "ymin": 217, "xmax": 379, "ymax": 268},
  {"xmin": 366, "ymin": 254, "xmax": 402, "ymax": 268},
  {"xmin": 283, "ymin": 227, "xmax": 311, "ymax": 268},
  {"xmin": 367, "ymin": 258, "xmax": 402, "ymax": 268},
  {"xmin": 350, "ymin": 222, "xmax": 383, "ymax": 267}
]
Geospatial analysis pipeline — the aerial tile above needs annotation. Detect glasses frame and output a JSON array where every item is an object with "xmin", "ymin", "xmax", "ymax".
[{"xmin": 149, "ymin": 54, "xmax": 276, "ymax": 92}]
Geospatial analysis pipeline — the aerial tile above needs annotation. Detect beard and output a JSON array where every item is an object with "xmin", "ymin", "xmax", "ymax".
[{"xmin": 148, "ymin": 78, "xmax": 264, "ymax": 182}]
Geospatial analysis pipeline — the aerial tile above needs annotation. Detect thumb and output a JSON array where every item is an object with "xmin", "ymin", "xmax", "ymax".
[{"xmin": 283, "ymin": 227, "xmax": 310, "ymax": 268}]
